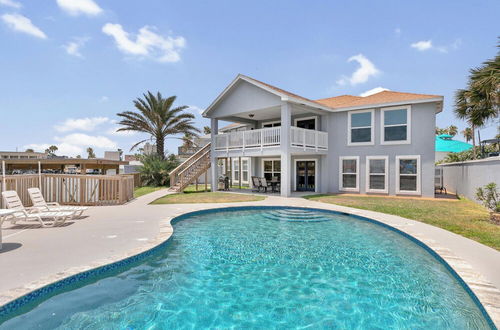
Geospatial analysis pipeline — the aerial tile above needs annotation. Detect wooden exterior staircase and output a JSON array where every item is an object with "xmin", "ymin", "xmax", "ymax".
[{"xmin": 169, "ymin": 143, "xmax": 211, "ymax": 192}]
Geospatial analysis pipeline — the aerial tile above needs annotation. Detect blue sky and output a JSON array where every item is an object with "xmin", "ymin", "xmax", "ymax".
[{"xmin": 0, "ymin": 0, "xmax": 498, "ymax": 157}]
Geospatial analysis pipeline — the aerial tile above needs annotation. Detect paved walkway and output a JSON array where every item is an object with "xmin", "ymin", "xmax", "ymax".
[{"xmin": 1, "ymin": 190, "xmax": 500, "ymax": 324}]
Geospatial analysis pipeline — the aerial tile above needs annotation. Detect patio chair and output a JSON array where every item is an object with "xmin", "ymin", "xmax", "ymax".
[
  {"xmin": 260, "ymin": 177, "xmax": 269, "ymax": 193},
  {"xmin": 251, "ymin": 176, "xmax": 261, "ymax": 192},
  {"xmin": 27, "ymin": 188, "xmax": 88, "ymax": 218},
  {"xmin": 1, "ymin": 191, "xmax": 75, "ymax": 227}
]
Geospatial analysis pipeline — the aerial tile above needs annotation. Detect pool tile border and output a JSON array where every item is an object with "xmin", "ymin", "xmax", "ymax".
[{"xmin": 0, "ymin": 203, "xmax": 499, "ymax": 328}]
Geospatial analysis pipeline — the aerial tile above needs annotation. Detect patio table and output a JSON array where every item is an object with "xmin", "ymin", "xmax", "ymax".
[
  {"xmin": 0, "ymin": 209, "xmax": 15, "ymax": 250},
  {"xmin": 269, "ymin": 180, "xmax": 280, "ymax": 193}
]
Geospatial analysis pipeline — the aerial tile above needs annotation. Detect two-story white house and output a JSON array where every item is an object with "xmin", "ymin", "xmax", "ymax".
[{"xmin": 201, "ymin": 74, "xmax": 442, "ymax": 197}]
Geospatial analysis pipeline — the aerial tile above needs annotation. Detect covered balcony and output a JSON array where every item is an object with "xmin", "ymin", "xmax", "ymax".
[{"xmin": 214, "ymin": 126, "xmax": 328, "ymax": 152}]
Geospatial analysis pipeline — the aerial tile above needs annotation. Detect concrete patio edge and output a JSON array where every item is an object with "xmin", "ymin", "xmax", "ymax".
[{"xmin": 0, "ymin": 194, "xmax": 499, "ymax": 326}]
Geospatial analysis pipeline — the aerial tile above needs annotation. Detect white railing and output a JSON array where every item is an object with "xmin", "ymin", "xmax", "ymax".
[
  {"xmin": 214, "ymin": 126, "xmax": 328, "ymax": 151},
  {"xmin": 290, "ymin": 126, "xmax": 328, "ymax": 150},
  {"xmin": 215, "ymin": 127, "xmax": 281, "ymax": 151}
]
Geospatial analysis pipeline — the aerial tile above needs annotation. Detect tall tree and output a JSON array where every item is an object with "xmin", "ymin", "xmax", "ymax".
[
  {"xmin": 45, "ymin": 145, "xmax": 58, "ymax": 156},
  {"xmin": 462, "ymin": 127, "xmax": 474, "ymax": 143},
  {"xmin": 87, "ymin": 147, "xmax": 96, "ymax": 159},
  {"xmin": 447, "ymin": 125, "xmax": 458, "ymax": 137},
  {"xmin": 116, "ymin": 91, "xmax": 200, "ymax": 159}
]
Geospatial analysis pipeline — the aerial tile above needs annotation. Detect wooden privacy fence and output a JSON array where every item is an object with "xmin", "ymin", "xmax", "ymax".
[{"xmin": 0, "ymin": 174, "xmax": 135, "ymax": 208}]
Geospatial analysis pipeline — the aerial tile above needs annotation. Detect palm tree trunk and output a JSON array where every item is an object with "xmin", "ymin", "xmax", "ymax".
[
  {"xmin": 156, "ymin": 135, "xmax": 165, "ymax": 159},
  {"xmin": 472, "ymin": 124, "xmax": 476, "ymax": 159}
]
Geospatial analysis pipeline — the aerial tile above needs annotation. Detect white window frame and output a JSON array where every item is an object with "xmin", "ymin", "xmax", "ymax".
[
  {"xmin": 381, "ymin": 105, "xmax": 411, "ymax": 145},
  {"xmin": 366, "ymin": 156, "xmax": 389, "ymax": 194},
  {"xmin": 232, "ymin": 158, "xmax": 249, "ymax": 184},
  {"xmin": 261, "ymin": 120, "xmax": 281, "ymax": 128},
  {"xmin": 339, "ymin": 156, "xmax": 359, "ymax": 192},
  {"xmin": 293, "ymin": 116, "xmax": 318, "ymax": 130},
  {"xmin": 261, "ymin": 158, "xmax": 281, "ymax": 180},
  {"xmin": 347, "ymin": 109, "xmax": 374, "ymax": 146},
  {"xmin": 395, "ymin": 155, "xmax": 421, "ymax": 195}
]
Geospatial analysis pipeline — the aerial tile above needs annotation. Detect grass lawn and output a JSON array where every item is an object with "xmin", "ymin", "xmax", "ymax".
[
  {"xmin": 134, "ymin": 186, "xmax": 165, "ymax": 198},
  {"xmin": 151, "ymin": 191, "xmax": 265, "ymax": 204},
  {"xmin": 304, "ymin": 194, "xmax": 500, "ymax": 251}
]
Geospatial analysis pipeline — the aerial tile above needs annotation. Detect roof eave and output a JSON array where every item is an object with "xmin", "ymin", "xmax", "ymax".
[{"xmin": 329, "ymin": 97, "xmax": 444, "ymax": 113}]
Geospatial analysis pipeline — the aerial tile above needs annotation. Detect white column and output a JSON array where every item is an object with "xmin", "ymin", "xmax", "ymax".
[
  {"xmin": 280, "ymin": 101, "xmax": 292, "ymax": 197},
  {"xmin": 210, "ymin": 118, "xmax": 219, "ymax": 191}
]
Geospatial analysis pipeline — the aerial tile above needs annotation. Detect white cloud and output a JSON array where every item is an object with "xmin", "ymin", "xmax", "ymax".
[
  {"xmin": 360, "ymin": 87, "xmax": 390, "ymax": 97},
  {"xmin": 54, "ymin": 117, "xmax": 110, "ymax": 132},
  {"xmin": 188, "ymin": 105, "xmax": 204, "ymax": 115},
  {"xmin": 56, "ymin": 0, "xmax": 102, "ymax": 16},
  {"xmin": 336, "ymin": 54, "xmax": 380, "ymax": 86},
  {"xmin": 55, "ymin": 133, "xmax": 117, "ymax": 149},
  {"xmin": 23, "ymin": 143, "xmax": 84, "ymax": 157},
  {"xmin": 63, "ymin": 37, "xmax": 89, "ymax": 58},
  {"xmin": 1, "ymin": 13, "xmax": 47, "ymax": 39},
  {"xmin": 106, "ymin": 127, "xmax": 137, "ymax": 136},
  {"xmin": 394, "ymin": 28, "xmax": 401, "ymax": 36},
  {"xmin": 0, "ymin": 0, "xmax": 22, "ymax": 9},
  {"xmin": 102, "ymin": 23, "xmax": 186, "ymax": 63},
  {"xmin": 410, "ymin": 40, "xmax": 433, "ymax": 51},
  {"xmin": 100, "ymin": 96, "xmax": 109, "ymax": 102}
]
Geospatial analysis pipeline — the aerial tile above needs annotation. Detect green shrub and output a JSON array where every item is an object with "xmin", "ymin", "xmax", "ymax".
[
  {"xmin": 476, "ymin": 182, "xmax": 500, "ymax": 212},
  {"xmin": 139, "ymin": 154, "xmax": 179, "ymax": 187}
]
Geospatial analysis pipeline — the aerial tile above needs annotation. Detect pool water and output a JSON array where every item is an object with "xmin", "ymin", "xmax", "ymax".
[{"xmin": 1, "ymin": 208, "xmax": 493, "ymax": 329}]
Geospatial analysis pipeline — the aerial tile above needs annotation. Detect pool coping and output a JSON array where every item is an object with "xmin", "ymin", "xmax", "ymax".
[{"xmin": 0, "ymin": 202, "xmax": 499, "ymax": 327}]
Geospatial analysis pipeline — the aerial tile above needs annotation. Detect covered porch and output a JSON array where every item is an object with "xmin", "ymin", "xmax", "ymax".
[
  {"xmin": 204, "ymin": 75, "xmax": 332, "ymax": 197},
  {"xmin": 214, "ymin": 154, "xmax": 327, "ymax": 196}
]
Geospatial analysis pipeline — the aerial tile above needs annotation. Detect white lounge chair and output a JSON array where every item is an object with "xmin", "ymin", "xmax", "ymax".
[
  {"xmin": 27, "ymin": 188, "xmax": 88, "ymax": 218},
  {"xmin": 1, "ymin": 191, "xmax": 75, "ymax": 227}
]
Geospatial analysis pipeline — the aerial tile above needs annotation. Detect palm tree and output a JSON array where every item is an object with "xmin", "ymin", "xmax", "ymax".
[
  {"xmin": 87, "ymin": 147, "xmax": 96, "ymax": 159},
  {"xmin": 447, "ymin": 125, "xmax": 458, "ymax": 137},
  {"xmin": 25, "ymin": 148, "xmax": 34, "ymax": 152},
  {"xmin": 462, "ymin": 127, "xmax": 473, "ymax": 143},
  {"xmin": 203, "ymin": 126, "xmax": 211, "ymax": 135},
  {"xmin": 117, "ymin": 91, "xmax": 200, "ymax": 159}
]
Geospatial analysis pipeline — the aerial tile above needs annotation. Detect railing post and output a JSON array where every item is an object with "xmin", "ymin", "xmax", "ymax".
[
  {"xmin": 303, "ymin": 129, "xmax": 306, "ymax": 151},
  {"xmin": 315, "ymin": 131, "xmax": 318, "ymax": 152}
]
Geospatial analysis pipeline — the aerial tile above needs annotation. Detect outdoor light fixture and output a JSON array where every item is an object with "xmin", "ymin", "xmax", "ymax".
[{"xmin": 249, "ymin": 114, "xmax": 255, "ymax": 118}]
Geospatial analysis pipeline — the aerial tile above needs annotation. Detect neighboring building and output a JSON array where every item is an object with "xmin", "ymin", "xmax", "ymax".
[
  {"xmin": 204, "ymin": 74, "xmax": 443, "ymax": 197},
  {"xmin": 104, "ymin": 151, "xmax": 121, "ymax": 161},
  {"xmin": 0, "ymin": 151, "xmax": 47, "ymax": 159},
  {"xmin": 435, "ymin": 134, "xmax": 473, "ymax": 162},
  {"xmin": 142, "ymin": 143, "xmax": 156, "ymax": 155}
]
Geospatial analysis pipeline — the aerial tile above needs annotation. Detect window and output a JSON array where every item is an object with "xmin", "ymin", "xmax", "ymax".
[
  {"xmin": 242, "ymin": 159, "xmax": 249, "ymax": 182},
  {"xmin": 262, "ymin": 121, "xmax": 281, "ymax": 128},
  {"xmin": 396, "ymin": 155, "xmax": 420, "ymax": 194},
  {"xmin": 348, "ymin": 110, "xmax": 374, "ymax": 145},
  {"xmin": 366, "ymin": 156, "xmax": 388, "ymax": 193},
  {"xmin": 263, "ymin": 159, "xmax": 281, "ymax": 181},
  {"xmin": 339, "ymin": 156, "xmax": 359, "ymax": 191},
  {"xmin": 232, "ymin": 159, "xmax": 239, "ymax": 182},
  {"xmin": 294, "ymin": 116, "xmax": 317, "ymax": 130},
  {"xmin": 381, "ymin": 106, "xmax": 411, "ymax": 144}
]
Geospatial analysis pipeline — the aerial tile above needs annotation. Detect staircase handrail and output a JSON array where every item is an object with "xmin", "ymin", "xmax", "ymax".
[
  {"xmin": 177, "ymin": 149, "xmax": 210, "ymax": 177},
  {"xmin": 169, "ymin": 143, "xmax": 211, "ymax": 188}
]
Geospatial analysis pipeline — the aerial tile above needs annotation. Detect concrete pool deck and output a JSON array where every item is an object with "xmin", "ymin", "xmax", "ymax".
[{"xmin": 1, "ymin": 189, "xmax": 500, "ymax": 325}]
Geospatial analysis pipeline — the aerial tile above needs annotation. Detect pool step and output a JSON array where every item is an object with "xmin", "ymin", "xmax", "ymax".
[{"xmin": 263, "ymin": 209, "xmax": 331, "ymax": 222}]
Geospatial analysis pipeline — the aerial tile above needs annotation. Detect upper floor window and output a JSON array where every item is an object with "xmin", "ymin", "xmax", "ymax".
[
  {"xmin": 381, "ymin": 106, "xmax": 411, "ymax": 144},
  {"xmin": 348, "ymin": 110, "xmax": 374, "ymax": 145},
  {"xmin": 262, "ymin": 121, "xmax": 281, "ymax": 128}
]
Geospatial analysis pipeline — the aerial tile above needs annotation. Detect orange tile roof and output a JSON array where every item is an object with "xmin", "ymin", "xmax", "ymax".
[
  {"xmin": 240, "ymin": 75, "xmax": 441, "ymax": 110},
  {"xmin": 316, "ymin": 91, "xmax": 441, "ymax": 109}
]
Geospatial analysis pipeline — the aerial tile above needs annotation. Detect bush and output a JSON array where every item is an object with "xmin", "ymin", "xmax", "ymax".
[
  {"xmin": 476, "ymin": 182, "xmax": 500, "ymax": 212},
  {"xmin": 139, "ymin": 154, "xmax": 179, "ymax": 187}
]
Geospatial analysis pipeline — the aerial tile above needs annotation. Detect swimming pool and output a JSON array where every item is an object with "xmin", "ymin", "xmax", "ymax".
[{"xmin": 0, "ymin": 207, "xmax": 495, "ymax": 329}]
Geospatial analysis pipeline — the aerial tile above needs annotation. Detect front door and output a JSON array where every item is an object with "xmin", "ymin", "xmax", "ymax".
[{"xmin": 296, "ymin": 161, "xmax": 315, "ymax": 191}]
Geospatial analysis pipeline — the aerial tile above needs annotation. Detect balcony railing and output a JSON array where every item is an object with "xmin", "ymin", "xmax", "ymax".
[{"xmin": 214, "ymin": 126, "xmax": 328, "ymax": 151}]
